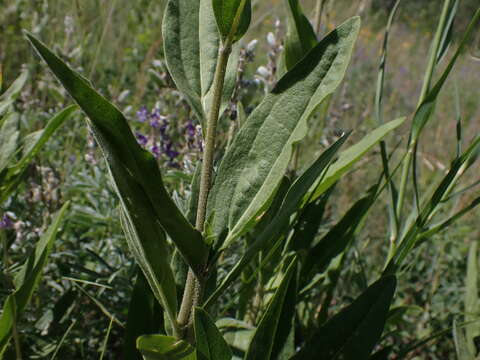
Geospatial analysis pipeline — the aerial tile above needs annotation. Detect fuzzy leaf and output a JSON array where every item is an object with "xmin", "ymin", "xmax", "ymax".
[
  {"xmin": 284, "ymin": 0, "xmax": 318, "ymax": 70},
  {"xmin": 206, "ymin": 134, "xmax": 348, "ymax": 307},
  {"xmin": 25, "ymin": 33, "xmax": 208, "ymax": 277},
  {"xmin": 212, "ymin": 0, "xmax": 251, "ymax": 43},
  {"xmin": 208, "ymin": 17, "xmax": 361, "ymax": 249},
  {"xmin": 163, "ymin": 0, "xmax": 239, "ymax": 126}
]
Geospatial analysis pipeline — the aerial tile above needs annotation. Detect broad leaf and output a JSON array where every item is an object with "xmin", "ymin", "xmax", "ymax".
[
  {"xmin": 292, "ymin": 275, "xmax": 397, "ymax": 360},
  {"xmin": 163, "ymin": 0, "xmax": 239, "ymax": 126},
  {"xmin": 245, "ymin": 257, "xmax": 298, "ymax": 360},
  {"xmin": 284, "ymin": 0, "xmax": 318, "ymax": 71},
  {"xmin": 212, "ymin": 0, "xmax": 251, "ymax": 43},
  {"xmin": 208, "ymin": 17, "xmax": 361, "ymax": 249},
  {"xmin": 194, "ymin": 307, "xmax": 232, "ymax": 360},
  {"xmin": 205, "ymin": 134, "xmax": 349, "ymax": 306},
  {"xmin": 310, "ymin": 117, "xmax": 405, "ymax": 202},
  {"xmin": 137, "ymin": 335, "xmax": 196, "ymax": 360},
  {"xmin": 0, "ymin": 202, "xmax": 69, "ymax": 356},
  {"xmin": 26, "ymin": 33, "xmax": 208, "ymax": 275}
]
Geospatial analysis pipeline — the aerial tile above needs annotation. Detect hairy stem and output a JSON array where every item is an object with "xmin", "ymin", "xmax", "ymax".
[{"xmin": 177, "ymin": 43, "xmax": 232, "ymax": 338}]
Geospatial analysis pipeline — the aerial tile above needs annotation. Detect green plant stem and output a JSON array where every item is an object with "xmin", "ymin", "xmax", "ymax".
[
  {"xmin": 314, "ymin": 0, "xmax": 326, "ymax": 35},
  {"xmin": 396, "ymin": 0, "xmax": 451, "ymax": 223},
  {"xmin": 177, "ymin": 42, "xmax": 233, "ymax": 338}
]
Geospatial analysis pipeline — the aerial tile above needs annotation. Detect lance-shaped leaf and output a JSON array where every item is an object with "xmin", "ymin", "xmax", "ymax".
[
  {"xmin": 208, "ymin": 17, "xmax": 361, "ymax": 249},
  {"xmin": 25, "ymin": 33, "xmax": 208, "ymax": 275},
  {"xmin": 310, "ymin": 117, "xmax": 405, "ymax": 202},
  {"xmin": 0, "ymin": 112, "xmax": 20, "ymax": 174},
  {"xmin": 410, "ymin": 8, "xmax": 480, "ymax": 142},
  {"xmin": 292, "ymin": 275, "xmax": 397, "ymax": 360},
  {"xmin": 284, "ymin": 0, "xmax": 318, "ymax": 71},
  {"xmin": 162, "ymin": 0, "xmax": 239, "ymax": 125},
  {"xmin": 194, "ymin": 307, "xmax": 232, "ymax": 360},
  {"xmin": 0, "ymin": 71, "xmax": 28, "ymax": 117},
  {"xmin": 245, "ymin": 257, "xmax": 298, "ymax": 360},
  {"xmin": 123, "ymin": 272, "xmax": 164, "ymax": 360},
  {"xmin": 212, "ymin": 0, "xmax": 251, "ymax": 43},
  {"xmin": 137, "ymin": 335, "xmax": 196, "ymax": 360},
  {"xmin": 205, "ymin": 134, "xmax": 349, "ymax": 307},
  {"xmin": 300, "ymin": 186, "xmax": 378, "ymax": 284},
  {"xmin": 0, "ymin": 105, "xmax": 77, "ymax": 203},
  {"xmin": 0, "ymin": 202, "xmax": 69, "ymax": 356}
]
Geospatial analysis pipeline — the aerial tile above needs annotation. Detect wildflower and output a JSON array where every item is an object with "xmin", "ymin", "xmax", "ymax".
[
  {"xmin": 0, "ymin": 214, "xmax": 13, "ymax": 229},
  {"xmin": 136, "ymin": 106, "xmax": 149, "ymax": 122},
  {"xmin": 246, "ymin": 39, "xmax": 258, "ymax": 53},
  {"xmin": 267, "ymin": 32, "xmax": 276, "ymax": 47},
  {"xmin": 135, "ymin": 132, "xmax": 149, "ymax": 147},
  {"xmin": 151, "ymin": 144, "xmax": 161, "ymax": 158},
  {"xmin": 257, "ymin": 66, "xmax": 270, "ymax": 78}
]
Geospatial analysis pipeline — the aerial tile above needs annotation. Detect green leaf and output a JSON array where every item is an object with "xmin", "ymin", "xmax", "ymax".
[
  {"xmin": 120, "ymin": 206, "xmax": 178, "ymax": 336},
  {"xmin": 292, "ymin": 275, "xmax": 397, "ymax": 360},
  {"xmin": 0, "ymin": 105, "xmax": 77, "ymax": 203},
  {"xmin": 453, "ymin": 319, "xmax": 475, "ymax": 360},
  {"xmin": 245, "ymin": 257, "xmax": 297, "ymax": 360},
  {"xmin": 123, "ymin": 272, "xmax": 164, "ymax": 360},
  {"xmin": 205, "ymin": 134, "xmax": 349, "ymax": 307},
  {"xmin": 25, "ymin": 33, "xmax": 208, "ymax": 275},
  {"xmin": 300, "ymin": 186, "xmax": 377, "ymax": 284},
  {"xmin": 465, "ymin": 241, "xmax": 480, "ymax": 354},
  {"xmin": 212, "ymin": 0, "xmax": 251, "ymax": 43},
  {"xmin": 162, "ymin": 0, "xmax": 239, "ymax": 126},
  {"xmin": 410, "ymin": 8, "xmax": 480, "ymax": 142},
  {"xmin": 208, "ymin": 17, "xmax": 361, "ymax": 249},
  {"xmin": 137, "ymin": 335, "xmax": 196, "ymax": 360},
  {"xmin": 0, "ymin": 71, "xmax": 28, "ymax": 117},
  {"xmin": 194, "ymin": 307, "xmax": 232, "ymax": 360},
  {"xmin": 162, "ymin": 0, "xmax": 203, "ymax": 122},
  {"xmin": 284, "ymin": 0, "xmax": 318, "ymax": 71},
  {"xmin": 310, "ymin": 117, "xmax": 405, "ymax": 202},
  {"xmin": 0, "ymin": 112, "xmax": 19, "ymax": 174},
  {"xmin": 0, "ymin": 202, "xmax": 69, "ymax": 356}
]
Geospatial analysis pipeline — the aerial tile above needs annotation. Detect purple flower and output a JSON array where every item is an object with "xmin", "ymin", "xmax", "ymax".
[
  {"xmin": 136, "ymin": 106, "xmax": 149, "ymax": 123},
  {"xmin": 164, "ymin": 142, "xmax": 179, "ymax": 160},
  {"xmin": 151, "ymin": 144, "xmax": 161, "ymax": 158},
  {"xmin": 150, "ymin": 118, "xmax": 161, "ymax": 129},
  {"xmin": 0, "ymin": 214, "xmax": 13, "ymax": 229},
  {"xmin": 184, "ymin": 120, "xmax": 196, "ymax": 138},
  {"xmin": 136, "ymin": 132, "xmax": 149, "ymax": 147}
]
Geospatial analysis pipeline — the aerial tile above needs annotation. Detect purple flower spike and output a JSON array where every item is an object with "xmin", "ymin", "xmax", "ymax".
[
  {"xmin": 151, "ymin": 144, "xmax": 161, "ymax": 158},
  {"xmin": 185, "ymin": 120, "xmax": 196, "ymax": 138},
  {"xmin": 150, "ymin": 118, "xmax": 161, "ymax": 129},
  {"xmin": 136, "ymin": 132, "xmax": 149, "ymax": 147},
  {"xmin": 136, "ymin": 106, "xmax": 149, "ymax": 123},
  {"xmin": 0, "ymin": 214, "xmax": 13, "ymax": 229}
]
